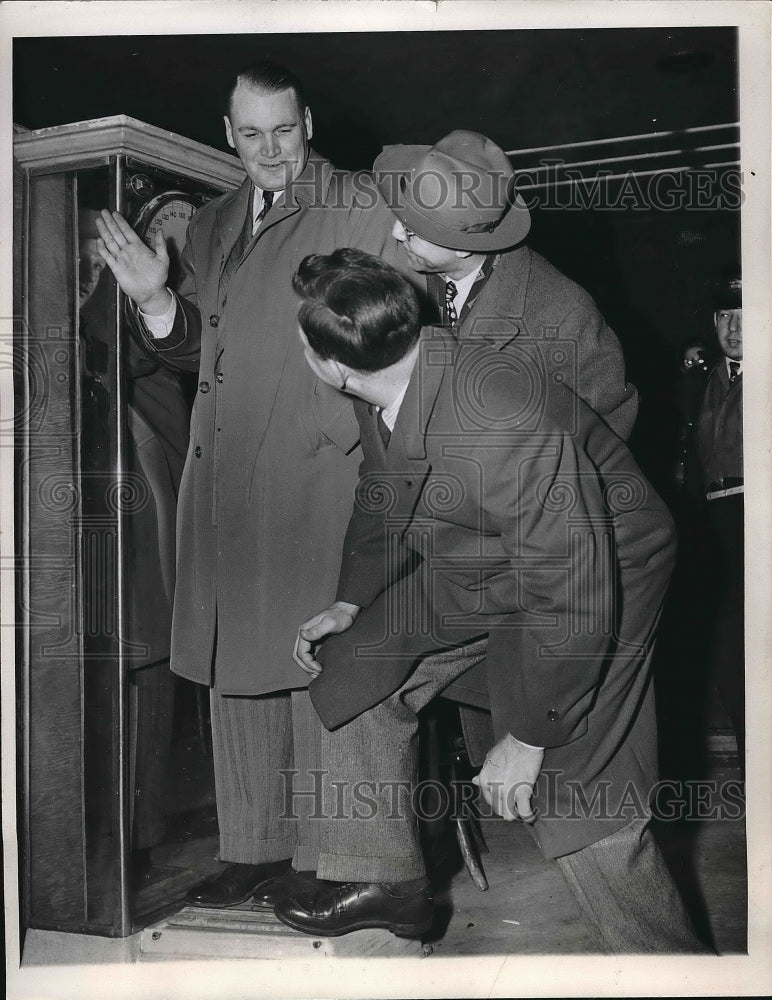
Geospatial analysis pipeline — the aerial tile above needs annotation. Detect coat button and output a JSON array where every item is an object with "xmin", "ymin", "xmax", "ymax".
[
  {"xmin": 209, "ymin": 315, "xmax": 219, "ymax": 328},
  {"xmin": 547, "ymin": 709, "xmax": 560, "ymax": 723},
  {"xmin": 215, "ymin": 372, "xmax": 224, "ymax": 383},
  {"xmin": 195, "ymin": 446, "xmax": 202, "ymax": 458},
  {"xmin": 199, "ymin": 381, "xmax": 211, "ymax": 393}
]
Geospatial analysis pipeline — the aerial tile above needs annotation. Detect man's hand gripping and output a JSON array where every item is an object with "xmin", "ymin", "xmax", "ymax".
[{"xmin": 293, "ymin": 601, "xmax": 361, "ymax": 678}]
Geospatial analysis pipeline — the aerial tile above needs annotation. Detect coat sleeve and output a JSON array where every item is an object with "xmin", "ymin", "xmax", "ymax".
[
  {"xmin": 134, "ymin": 218, "xmax": 204, "ymax": 374},
  {"xmin": 342, "ymin": 174, "xmax": 394, "ymax": 257},
  {"xmin": 555, "ymin": 295, "xmax": 639, "ymax": 441}
]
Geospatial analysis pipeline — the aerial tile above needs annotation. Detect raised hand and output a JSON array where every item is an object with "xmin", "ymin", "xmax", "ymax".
[
  {"xmin": 95, "ymin": 210, "xmax": 172, "ymax": 314},
  {"xmin": 292, "ymin": 601, "xmax": 360, "ymax": 677}
]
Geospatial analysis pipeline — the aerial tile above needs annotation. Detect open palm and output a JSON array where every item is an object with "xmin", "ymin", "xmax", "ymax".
[{"xmin": 95, "ymin": 209, "xmax": 170, "ymax": 311}]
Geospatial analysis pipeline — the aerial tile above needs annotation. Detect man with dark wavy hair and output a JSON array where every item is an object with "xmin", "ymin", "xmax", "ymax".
[{"xmin": 271, "ymin": 249, "xmax": 708, "ymax": 953}]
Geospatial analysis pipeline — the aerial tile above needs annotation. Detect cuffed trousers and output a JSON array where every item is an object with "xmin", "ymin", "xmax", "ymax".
[
  {"xmin": 313, "ymin": 645, "xmax": 710, "ymax": 954},
  {"xmin": 209, "ymin": 686, "xmax": 327, "ymax": 871}
]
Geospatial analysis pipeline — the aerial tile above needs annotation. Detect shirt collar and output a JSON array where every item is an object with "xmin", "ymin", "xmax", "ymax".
[
  {"xmin": 379, "ymin": 381, "xmax": 410, "ymax": 432},
  {"xmin": 251, "ymin": 186, "xmax": 283, "ymax": 228},
  {"xmin": 440, "ymin": 263, "xmax": 484, "ymax": 299}
]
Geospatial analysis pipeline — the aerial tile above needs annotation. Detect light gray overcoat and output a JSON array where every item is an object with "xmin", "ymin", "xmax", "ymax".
[{"xmin": 151, "ymin": 153, "xmax": 396, "ymax": 694}]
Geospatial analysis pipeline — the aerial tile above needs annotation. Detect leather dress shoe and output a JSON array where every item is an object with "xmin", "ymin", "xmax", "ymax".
[
  {"xmin": 251, "ymin": 869, "xmax": 321, "ymax": 909},
  {"xmin": 185, "ymin": 859, "xmax": 292, "ymax": 907},
  {"xmin": 275, "ymin": 877, "xmax": 434, "ymax": 938}
]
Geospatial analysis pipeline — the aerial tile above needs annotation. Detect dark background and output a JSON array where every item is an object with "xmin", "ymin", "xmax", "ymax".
[
  {"xmin": 14, "ymin": 28, "xmax": 738, "ymax": 164},
  {"xmin": 13, "ymin": 26, "xmax": 741, "ymax": 492}
]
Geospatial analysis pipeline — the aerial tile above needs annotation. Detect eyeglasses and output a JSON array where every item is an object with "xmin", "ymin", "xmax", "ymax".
[{"xmin": 399, "ymin": 223, "xmax": 421, "ymax": 244}]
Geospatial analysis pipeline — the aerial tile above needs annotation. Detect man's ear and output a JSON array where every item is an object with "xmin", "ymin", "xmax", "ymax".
[
  {"xmin": 224, "ymin": 116, "xmax": 235, "ymax": 150},
  {"xmin": 332, "ymin": 360, "xmax": 350, "ymax": 390},
  {"xmin": 304, "ymin": 107, "xmax": 313, "ymax": 142}
]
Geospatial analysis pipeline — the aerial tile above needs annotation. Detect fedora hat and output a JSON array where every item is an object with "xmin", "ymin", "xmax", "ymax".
[{"xmin": 374, "ymin": 130, "xmax": 531, "ymax": 252}]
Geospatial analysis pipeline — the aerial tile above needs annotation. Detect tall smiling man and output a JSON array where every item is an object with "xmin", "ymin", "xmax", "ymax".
[{"xmin": 96, "ymin": 60, "xmax": 401, "ymax": 906}]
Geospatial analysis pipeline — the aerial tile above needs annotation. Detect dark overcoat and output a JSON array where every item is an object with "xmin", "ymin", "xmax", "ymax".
[
  {"xmin": 456, "ymin": 245, "xmax": 639, "ymax": 441},
  {"xmin": 146, "ymin": 153, "xmax": 399, "ymax": 694},
  {"xmin": 311, "ymin": 328, "xmax": 676, "ymax": 857}
]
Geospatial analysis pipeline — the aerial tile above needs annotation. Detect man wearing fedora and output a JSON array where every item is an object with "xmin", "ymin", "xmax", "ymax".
[
  {"xmin": 373, "ymin": 131, "xmax": 639, "ymax": 443},
  {"xmin": 267, "ymin": 249, "xmax": 707, "ymax": 952},
  {"xmin": 366, "ymin": 131, "xmax": 642, "ymax": 784}
]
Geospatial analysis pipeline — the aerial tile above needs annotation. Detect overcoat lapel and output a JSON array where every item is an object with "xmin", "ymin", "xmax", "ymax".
[
  {"xmin": 244, "ymin": 157, "xmax": 337, "ymax": 461},
  {"xmin": 214, "ymin": 179, "xmax": 253, "ymax": 277},
  {"xmin": 383, "ymin": 327, "xmax": 453, "ymax": 519},
  {"xmin": 463, "ymin": 245, "xmax": 532, "ymax": 349},
  {"xmin": 396, "ymin": 326, "xmax": 454, "ymax": 460},
  {"xmin": 215, "ymin": 155, "xmax": 339, "ymax": 462}
]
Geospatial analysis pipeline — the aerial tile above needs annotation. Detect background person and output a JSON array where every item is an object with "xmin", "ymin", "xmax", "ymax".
[{"xmin": 696, "ymin": 276, "xmax": 744, "ymax": 771}]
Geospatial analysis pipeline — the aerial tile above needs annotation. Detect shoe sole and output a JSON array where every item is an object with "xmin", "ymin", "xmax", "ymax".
[
  {"xmin": 185, "ymin": 891, "xmax": 257, "ymax": 908},
  {"xmin": 275, "ymin": 910, "xmax": 433, "ymax": 939},
  {"xmin": 252, "ymin": 873, "xmax": 321, "ymax": 910},
  {"xmin": 186, "ymin": 862, "xmax": 294, "ymax": 908}
]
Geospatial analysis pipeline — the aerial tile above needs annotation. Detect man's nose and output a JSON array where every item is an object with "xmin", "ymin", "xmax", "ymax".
[
  {"xmin": 260, "ymin": 132, "xmax": 280, "ymax": 158},
  {"xmin": 729, "ymin": 312, "xmax": 741, "ymax": 333},
  {"xmin": 392, "ymin": 219, "xmax": 407, "ymax": 242}
]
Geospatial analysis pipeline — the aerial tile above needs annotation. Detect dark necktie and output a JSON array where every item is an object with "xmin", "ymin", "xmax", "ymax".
[
  {"xmin": 444, "ymin": 280, "xmax": 458, "ymax": 326},
  {"xmin": 377, "ymin": 409, "xmax": 391, "ymax": 449},
  {"xmin": 255, "ymin": 189, "xmax": 274, "ymax": 227},
  {"xmin": 728, "ymin": 361, "xmax": 740, "ymax": 383},
  {"xmin": 218, "ymin": 189, "xmax": 274, "ymax": 312},
  {"xmin": 370, "ymin": 404, "xmax": 391, "ymax": 450}
]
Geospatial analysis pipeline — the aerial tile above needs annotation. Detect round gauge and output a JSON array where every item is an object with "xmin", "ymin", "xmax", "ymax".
[
  {"xmin": 125, "ymin": 190, "xmax": 202, "ymax": 362},
  {"xmin": 131, "ymin": 191, "xmax": 200, "ymax": 292}
]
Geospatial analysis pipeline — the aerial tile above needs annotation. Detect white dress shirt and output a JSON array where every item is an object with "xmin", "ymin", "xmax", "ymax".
[{"xmin": 441, "ymin": 263, "xmax": 484, "ymax": 317}]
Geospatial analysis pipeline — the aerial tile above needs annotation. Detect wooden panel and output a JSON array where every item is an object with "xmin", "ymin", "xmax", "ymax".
[
  {"xmin": 13, "ymin": 116, "xmax": 244, "ymax": 190},
  {"xmin": 14, "ymin": 122, "xmax": 239, "ymax": 935},
  {"xmin": 24, "ymin": 170, "xmax": 88, "ymax": 929}
]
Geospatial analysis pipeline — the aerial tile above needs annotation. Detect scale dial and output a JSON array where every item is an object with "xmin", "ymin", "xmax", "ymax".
[
  {"xmin": 131, "ymin": 191, "xmax": 200, "ymax": 292},
  {"xmin": 125, "ymin": 190, "xmax": 203, "ymax": 358}
]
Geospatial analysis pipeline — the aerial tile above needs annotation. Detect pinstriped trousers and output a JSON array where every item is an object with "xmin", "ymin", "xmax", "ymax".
[
  {"xmin": 313, "ymin": 642, "xmax": 710, "ymax": 954},
  {"xmin": 209, "ymin": 686, "xmax": 327, "ymax": 871}
]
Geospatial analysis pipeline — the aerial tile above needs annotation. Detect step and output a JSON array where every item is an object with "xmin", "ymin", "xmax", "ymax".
[{"xmin": 138, "ymin": 904, "xmax": 426, "ymax": 960}]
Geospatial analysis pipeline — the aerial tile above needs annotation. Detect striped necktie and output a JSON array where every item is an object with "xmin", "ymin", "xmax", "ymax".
[{"xmin": 728, "ymin": 361, "xmax": 740, "ymax": 383}]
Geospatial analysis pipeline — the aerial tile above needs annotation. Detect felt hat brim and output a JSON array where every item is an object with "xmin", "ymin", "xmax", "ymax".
[{"xmin": 374, "ymin": 144, "xmax": 531, "ymax": 252}]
